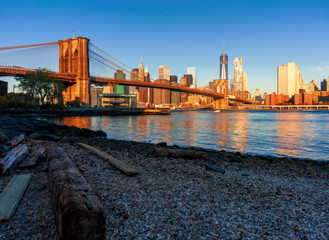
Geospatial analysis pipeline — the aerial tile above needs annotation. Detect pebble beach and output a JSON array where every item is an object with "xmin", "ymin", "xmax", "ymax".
[{"xmin": 0, "ymin": 131, "xmax": 328, "ymax": 239}]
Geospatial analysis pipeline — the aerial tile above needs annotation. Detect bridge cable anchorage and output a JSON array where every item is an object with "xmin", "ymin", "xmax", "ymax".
[
  {"xmin": 89, "ymin": 50, "xmax": 130, "ymax": 74},
  {"xmin": 89, "ymin": 43, "xmax": 133, "ymax": 71},
  {"xmin": 0, "ymin": 42, "xmax": 58, "ymax": 51}
]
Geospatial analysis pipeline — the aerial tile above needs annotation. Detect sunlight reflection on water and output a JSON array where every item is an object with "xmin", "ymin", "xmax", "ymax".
[{"xmin": 49, "ymin": 110, "xmax": 329, "ymax": 161}]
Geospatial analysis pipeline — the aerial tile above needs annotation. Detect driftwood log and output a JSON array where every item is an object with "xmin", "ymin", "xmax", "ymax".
[
  {"xmin": 18, "ymin": 148, "xmax": 45, "ymax": 169},
  {"xmin": 78, "ymin": 143, "xmax": 139, "ymax": 176},
  {"xmin": 6, "ymin": 134, "xmax": 25, "ymax": 148},
  {"xmin": 154, "ymin": 147, "xmax": 210, "ymax": 159},
  {"xmin": 0, "ymin": 144, "xmax": 28, "ymax": 174},
  {"xmin": 47, "ymin": 147, "xmax": 105, "ymax": 240}
]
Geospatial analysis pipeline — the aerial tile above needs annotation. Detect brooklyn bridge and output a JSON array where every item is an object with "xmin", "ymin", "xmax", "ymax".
[{"xmin": 0, "ymin": 37, "xmax": 252, "ymax": 109}]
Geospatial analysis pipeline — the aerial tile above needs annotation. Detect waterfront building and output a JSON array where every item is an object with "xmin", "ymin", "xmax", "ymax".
[
  {"xmin": 90, "ymin": 86, "xmax": 103, "ymax": 107},
  {"xmin": 153, "ymin": 79, "xmax": 170, "ymax": 105},
  {"xmin": 265, "ymin": 93, "xmax": 289, "ymax": 105},
  {"xmin": 114, "ymin": 70, "xmax": 128, "ymax": 94},
  {"xmin": 159, "ymin": 66, "xmax": 170, "ymax": 80},
  {"xmin": 187, "ymin": 67, "xmax": 196, "ymax": 86},
  {"xmin": 0, "ymin": 80, "xmax": 8, "ymax": 96},
  {"xmin": 234, "ymin": 58, "xmax": 243, "ymax": 91},
  {"xmin": 277, "ymin": 62, "xmax": 300, "ymax": 97},
  {"xmin": 220, "ymin": 52, "xmax": 228, "ymax": 79}
]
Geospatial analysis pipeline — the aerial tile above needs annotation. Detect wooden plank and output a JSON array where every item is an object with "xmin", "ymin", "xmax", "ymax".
[
  {"xmin": 78, "ymin": 143, "xmax": 139, "ymax": 176},
  {"xmin": 18, "ymin": 148, "xmax": 45, "ymax": 169},
  {"xmin": 0, "ymin": 144, "xmax": 28, "ymax": 174},
  {"xmin": 0, "ymin": 174, "xmax": 33, "ymax": 223},
  {"xmin": 6, "ymin": 134, "xmax": 24, "ymax": 148},
  {"xmin": 205, "ymin": 163, "xmax": 226, "ymax": 174}
]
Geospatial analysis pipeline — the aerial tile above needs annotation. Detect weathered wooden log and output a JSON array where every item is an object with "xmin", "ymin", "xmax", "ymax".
[
  {"xmin": 18, "ymin": 147, "xmax": 45, "ymax": 169},
  {"xmin": 0, "ymin": 144, "xmax": 28, "ymax": 174},
  {"xmin": 47, "ymin": 147, "xmax": 105, "ymax": 240},
  {"xmin": 78, "ymin": 143, "xmax": 139, "ymax": 176},
  {"xmin": 154, "ymin": 147, "xmax": 210, "ymax": 159},
  {"xmin": 6, "ymin": 134, "xmax": 24, "ymax": 148}
]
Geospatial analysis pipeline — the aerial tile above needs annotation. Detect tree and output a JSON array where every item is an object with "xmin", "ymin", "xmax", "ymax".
[{"xmin": 15, "ymin": 68, "xmax": 64, "ymax": 105}]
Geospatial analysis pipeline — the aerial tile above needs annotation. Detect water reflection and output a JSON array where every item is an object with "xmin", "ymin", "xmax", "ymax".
[
  {"xmin": 48, "ymin": 111, "xmax": 329, "ymax": 161},
  {"xmin": 275, "ymin": 112, "xmax": 305, "ymax": 158}
]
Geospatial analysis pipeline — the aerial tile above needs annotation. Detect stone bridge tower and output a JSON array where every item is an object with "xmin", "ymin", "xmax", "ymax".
[
  {"xmin": 213, "ymin": 79, "xmax": 229, "ymax": 110},
  {"xmin": 59, "ymin": 37, "xmax": 90, "ymax": 105}
]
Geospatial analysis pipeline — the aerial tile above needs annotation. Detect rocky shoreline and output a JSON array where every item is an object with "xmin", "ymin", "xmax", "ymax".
[{"xmin": 0, "ymin": 117, "xmax": 328, "ymax": 239}]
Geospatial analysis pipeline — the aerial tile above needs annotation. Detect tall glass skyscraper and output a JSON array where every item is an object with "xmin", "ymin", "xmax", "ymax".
[{"xmin": 220, "ymin": 53, "xmax": 228, "ymax": 79}]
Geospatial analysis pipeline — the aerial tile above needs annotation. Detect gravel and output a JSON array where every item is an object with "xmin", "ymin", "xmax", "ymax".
[{"xmin": 0, "ymin": 138, "xmax": 328, "ymax": 239}]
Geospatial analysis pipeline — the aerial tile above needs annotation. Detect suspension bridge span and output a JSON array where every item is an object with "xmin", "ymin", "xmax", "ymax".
[{"xmin": 0, "ymin": 37, "xmax": 252, "ymax": 109}]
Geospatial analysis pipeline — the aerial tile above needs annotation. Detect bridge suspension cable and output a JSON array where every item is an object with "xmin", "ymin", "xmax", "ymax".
[
  {"xmin": 0, "ymin": 42, "xmax": 58, "ymax": 51},
  {"xmin": 89, "ymin": 43, "xmax": 132, "ymax": 71}
]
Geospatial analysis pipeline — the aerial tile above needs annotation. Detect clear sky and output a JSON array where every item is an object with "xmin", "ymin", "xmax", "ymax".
[{"xmin": 1, "ymin": 0, "xmax": 329, "ymax": 94}]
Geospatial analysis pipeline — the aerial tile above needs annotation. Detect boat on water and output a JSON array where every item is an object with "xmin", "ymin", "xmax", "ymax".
[{"xmin": 214, "ymin": 110, "xmax": 221, "ymax": 113}]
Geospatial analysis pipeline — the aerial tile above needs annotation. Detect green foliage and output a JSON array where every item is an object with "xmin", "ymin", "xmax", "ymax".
[
  {"xmin": 15, "ymin": 68, "xmax": 64, "ymax": 105},
  {"xmin": 7, "ymin": 100, "xmax": 35, "ymax": 109},
  {"xmin": 0, "ymin": 96, "xmax": 9, "ymax": 107},
  {"xmin": 66, "ymin": 100, "xmax": 81, "ymax": 108},
  {"xmin": 40, "ymin": 102, "xmax": 65, "ymax": 109}
]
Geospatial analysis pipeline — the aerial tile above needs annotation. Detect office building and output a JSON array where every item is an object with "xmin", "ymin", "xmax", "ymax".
[
  {"xmin": 187, "ymin": 67, "xmax": 196, "ymax": 86},
  {"xmin": 129, "ymin": 68, "xmax": 139, "ymax": 95},
  {"xmin": 277, "ymin": 62, "xmax": 300, "ymax": 97},
  {"xmin": 220, "ymin": 53, "xmax": 228, "ymax": 79},
  {"xmin": 184, "ymin": 74, "xmax": 193, "ymax": 87},
  {"xmin": 242, "ymin": 71, "xmax": 248, "ymax": 91},
  {"xmin": 170, "ymin": 82, "xmax": 181, "ymax": 105},
  {"xmin": 144, "ymin": 66, "xmax": 150, "ymax": 82},
  {"xmin": 153, "ymin": 79, "xmax": 170, "ymax": 104},
  {"xmin": 138, "ymin": 61, "xmax": 149, "ymax": 103},
  {"xmin": 234, "ymin": 58, "xmax": 243, "ymax": 91},
  {"xmin": 170, "ymin": 75, "xmax": 178, "ymax": 84},
  {"xmin": 321, "ymin": 78, "xmax": 329, "ymax": 91},
  {"xmin": 159, "ymin": 66, "xmax": 170, "ymax": 80}
]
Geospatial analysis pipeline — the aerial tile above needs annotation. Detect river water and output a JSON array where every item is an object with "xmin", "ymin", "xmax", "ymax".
[{"xmin": 49, "ymin": 110, "xmax": 329, "ymax": 161}]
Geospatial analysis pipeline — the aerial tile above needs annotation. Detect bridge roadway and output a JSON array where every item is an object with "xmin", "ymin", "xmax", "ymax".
[
  {"xmin": 0, "ymin": 65, "xmax": 252, "ymax": 103},
  {"xmin": 0, "ymin": 66, "xmax": 76, "ymax": 82}
]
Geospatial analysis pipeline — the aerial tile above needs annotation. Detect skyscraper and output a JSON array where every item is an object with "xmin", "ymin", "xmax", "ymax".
[
  {"xmin": 138, "ymin": 61, "xmax": 145, "ymax": 82},
  {"xmin": 159, "ymin": 66, "xmax": 170, "ymax": 80},
  {"xmin": 243, "ymin": 71, "xmax": 248, "ymax": 91},
  {"xmin": 234, "ymin": 58, "xmax": 243, "ymax": 91},
  {"xmin": 277, "ymin": 62, "xmax": 300, "ymax": 97},
  {"xmin": 220, "ymin": 53, "xmax": 228, "ymax": 79},
  {"xmin": 187, "ymin": 67, "xmax": 196, "ymax": 86}
]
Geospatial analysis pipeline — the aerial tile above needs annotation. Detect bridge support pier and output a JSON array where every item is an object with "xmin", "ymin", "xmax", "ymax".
[
  {"xmin": 59, "ymin": 37, "xmax": 90, "ymax": 105},
  {"xmin": 213, "ymin": 79, "xmax": 229, "ymax": 110},
  {"xmin": 213, "ymin": 97, "xmax": 229, "ymax": 110}
]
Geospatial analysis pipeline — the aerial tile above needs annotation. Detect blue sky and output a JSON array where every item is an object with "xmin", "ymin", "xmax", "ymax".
[{"xmin": 1, "ymin": 0, "xmax": 329, "ymax": 94}]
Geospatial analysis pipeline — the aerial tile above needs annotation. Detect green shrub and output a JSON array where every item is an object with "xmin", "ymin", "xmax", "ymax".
[{"xmin": 66, "ymin": 100, "xmax": 81, "ymax": 108}]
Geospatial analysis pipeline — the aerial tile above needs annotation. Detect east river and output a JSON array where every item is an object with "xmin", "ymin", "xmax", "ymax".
[{"xmin": 49, "ymin": 110, "xmax": 329, "ymax": 161}]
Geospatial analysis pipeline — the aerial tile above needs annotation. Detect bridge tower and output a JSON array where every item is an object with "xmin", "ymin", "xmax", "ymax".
[
  {"xmin": 213, "ymin": 79, "xmax": 229, "ymax": 110},
  {"xmin": 58, "ymin": 37, "xmax": 90, "ymax": 105}
]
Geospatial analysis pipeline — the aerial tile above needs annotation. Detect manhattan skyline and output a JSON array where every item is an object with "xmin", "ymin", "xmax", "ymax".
[{"xmin": 1, "ymin": 0, "xmax": 329, "ymax": 94}]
